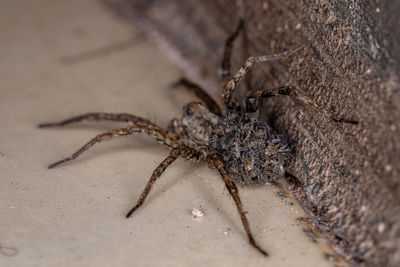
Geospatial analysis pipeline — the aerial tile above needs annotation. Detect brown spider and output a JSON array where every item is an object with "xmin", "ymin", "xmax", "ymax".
[{"xmin": 39, "ymin": 21, "xmax": 356, "ymax": 256}]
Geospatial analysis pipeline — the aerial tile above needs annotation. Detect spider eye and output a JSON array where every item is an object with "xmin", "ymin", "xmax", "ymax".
[{"xmin": 186, "ymin": 107, "xmax": 193, "ymax": 116}]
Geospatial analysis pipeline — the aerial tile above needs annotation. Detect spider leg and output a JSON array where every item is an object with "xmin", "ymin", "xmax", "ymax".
[
  {"xmin": 38, "ymin": 112, "xmax": 154, "ymax": 128},
  {"xmin": 47, "ymin": 124, "xmax": 179, "ymax": 169},
  {"xmin": 223, "ymin": 43, "xmax": 307, "ymax": 110},
  {"xmin": 245, "ymin": 85, "xmax": 358, "ymax": 124},
  {"xmin": 171, "ymin": 78, "xmax": 222, "ymax": 116},
  {"xmin": 220, "ymin": 20, "xmax": 244, "ymax": 111},
  {"xmin": 209, "ymin": 154, "xmax": 268, "ymax": 257},
  {"xmin": 221, "ymin": 19, "xmax": 244, "ymax": 82},
  {"xmin": 126, "ymin": 145, "xmax": 200, "ymax": 217}
]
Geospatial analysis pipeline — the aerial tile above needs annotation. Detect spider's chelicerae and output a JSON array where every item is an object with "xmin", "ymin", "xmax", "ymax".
[{"xmin": 39, "ymin": 21, "xmax": 356, "ymax": 256}]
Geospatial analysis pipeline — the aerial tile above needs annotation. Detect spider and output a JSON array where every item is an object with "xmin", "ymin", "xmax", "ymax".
[{"xmin": 39, "ymin": 20, "xmax": 356, "ymax": 256}]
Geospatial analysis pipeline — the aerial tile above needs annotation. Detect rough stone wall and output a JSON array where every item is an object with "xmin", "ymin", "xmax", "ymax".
[{"xmin": 103, "ymin": 0, "xmax": 400, "ymax": 265}]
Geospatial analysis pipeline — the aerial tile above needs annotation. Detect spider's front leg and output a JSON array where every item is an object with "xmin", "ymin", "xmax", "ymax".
[
  {"xmin": 245, "ymin": 85, "xmax": 358, "ymax": 124},
  {"xmin": 171, "ymin": 78, "xmax": 222, "ymax": 116},
  {"xmin": 38, "ymin": 112, "xmax": 155, "ymax": 128},
  {"xmin": 221, "ymin": 20, "xmax": 244, "ymax": 83},
  {"xmin": 209, "ymin": 154, "xmax": 269, "ymax": 257},
  {"xmin": 126, "ymin": 145, "xmax": 201, "ymax": 218},
  {"xmin": 171, "ymin": 19, "xmax": 245, "ymax": 114},
  {"xmin": 44, "ymin": 123, "xmax": 179, "ymax": 169},
  {"xmin": 220, "ymin": 20, "xmax": 244, "ymax": 111}
]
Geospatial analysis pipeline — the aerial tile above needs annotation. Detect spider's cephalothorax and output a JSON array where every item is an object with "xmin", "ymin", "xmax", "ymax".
[{"xmin": 39, "ymin": 20, "xmax": 357, "ymax": 257}]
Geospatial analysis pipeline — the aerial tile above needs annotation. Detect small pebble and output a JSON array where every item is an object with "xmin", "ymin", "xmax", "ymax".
[{"xmin": 191, "ymin": 208, "xmax": 204, "ymax": 219}]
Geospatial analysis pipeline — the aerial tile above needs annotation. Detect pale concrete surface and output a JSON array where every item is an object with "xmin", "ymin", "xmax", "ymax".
[{"xmin": 0, "ymin": 1, "xmax": 339, "ymax": 266}]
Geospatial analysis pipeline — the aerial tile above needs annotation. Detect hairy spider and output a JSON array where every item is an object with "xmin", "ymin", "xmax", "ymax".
[{"xmin": 39, "ymin": 21, "xmax": 356, "ymax": 256}]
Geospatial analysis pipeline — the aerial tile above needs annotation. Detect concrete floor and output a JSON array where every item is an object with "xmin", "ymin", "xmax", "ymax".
[{"xmin": 0, "ymin": 1, "xmax": 339, "ymax": 266}]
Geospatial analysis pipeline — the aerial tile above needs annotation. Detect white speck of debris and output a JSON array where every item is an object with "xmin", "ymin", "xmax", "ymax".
[
  {"xmin": 376, "ymin": 7, "xmax": 380, "ymax": 13},
  {"xmin": 377, "ymin": 222, "xmax": 385, "ymax": 233},
  {"xmin": 355, "ymin": 170, "xmax": 360, "ymax": 176},
  {"xmin": 385, "ymin": 164, "xmax": 392, "ymax": 172},
  {"xmin": 295, "ymin": 23, "xmax": 302, "ymax": 30},
  {"xmin": 191, "ymin": 208, "xmax": 204, "ymax": 219},
  {"xmin": 360, "ymin": 205, "xmax": 368, "ymax": 212},
  {"xmin": 390, "ymin": 124, "xmax": 396, "ymax": 131},
  {"xmin": 365, "ymin": 68, "xmax": 372, "ymax": 74},
  {"xmin": 329, "ymin": 205, "xmax": 338, "ymax": 213},
  {"xmin": 369, "ymin": 37, "xmax": 379, "ymax": 58},
  {"xmin": 223, "ymin": 228, "xmax": 231, "ymax": 235}
]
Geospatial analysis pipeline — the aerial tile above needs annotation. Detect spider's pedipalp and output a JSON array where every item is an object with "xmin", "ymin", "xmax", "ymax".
[
  {"xmin": 209, "ymin": 154, "xmax": 268, "ymax": 257},
  {"xmin": 47, "ymin": 124, "xmax": 179, "ymax": 169}
]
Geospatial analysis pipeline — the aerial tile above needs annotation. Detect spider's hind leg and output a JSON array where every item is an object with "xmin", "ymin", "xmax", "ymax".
[
  {"xmin": 209, "ymin": 154, "xmax": 268, "ymax": 257},
  {"xmin": 245, "ymin": 85, "xmax": 358, "ymax": 124}
]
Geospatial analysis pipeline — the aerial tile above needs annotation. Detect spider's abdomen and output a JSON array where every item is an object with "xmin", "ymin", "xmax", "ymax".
[{"xmin": 209, "ymin": 112, "xmax": 290, "ymax": 185}]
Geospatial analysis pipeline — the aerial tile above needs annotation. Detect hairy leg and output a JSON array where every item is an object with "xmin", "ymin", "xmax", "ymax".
[
  {"xmin": 220, "ymin": 20, "xmax": 244, "ymax": 111},
  {"xmin": 223, "ymin": 43, "xmax": 307, "ymax": 110},
  {"xmin": 46, "ymin": 124, "xmax": 179, "ymax": 169},
  {"xmin": 171, "ymin": 78, "xmax": 222, "ymax": 116},
  {"xmin": 209, "ymin": 154, "xmax": 268, "ymax": 256},
  {"xmin": 221, "ymin": 20, "xmax": 244, "ymax": 82},
  {"xmin": 245, "ymin": 85, "xmax": 358, "ymax": 124},
  {"xmin": 38, "ymin": 112, "xmax": 155, "ymax": 128},
  {"xmin": 126, "ymin": 145, "xmax": 201, "ymax": 217}
]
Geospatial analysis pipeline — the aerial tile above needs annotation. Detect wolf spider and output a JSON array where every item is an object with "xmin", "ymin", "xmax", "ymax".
[{"xmin": 39, "ymin": 21, "xmax": 356, "ymax": 256}]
